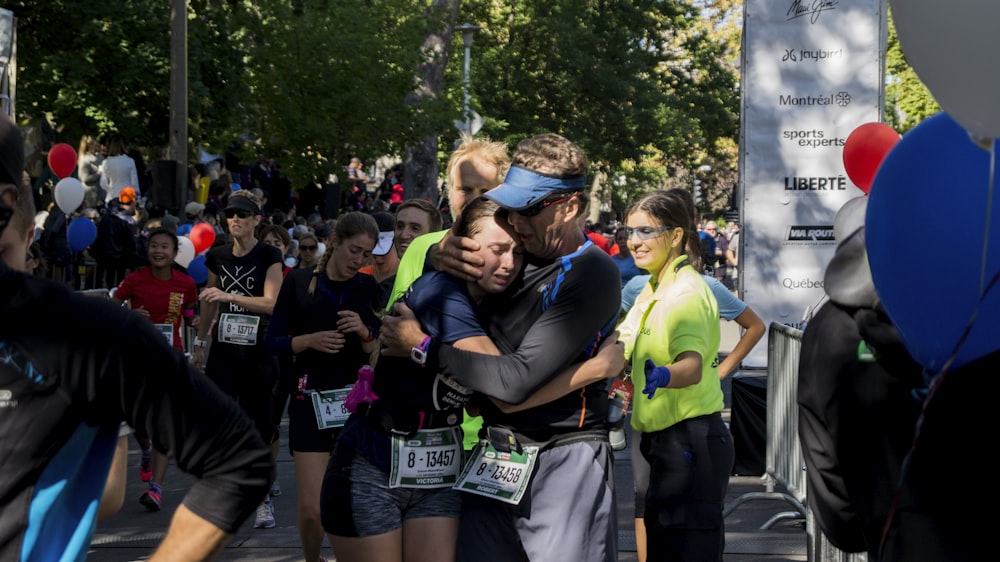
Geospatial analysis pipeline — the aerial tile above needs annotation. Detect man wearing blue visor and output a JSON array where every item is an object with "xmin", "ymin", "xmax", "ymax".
[{"xmin": 381, "ymin": 133, "xmax": 623, "ymax": 562}]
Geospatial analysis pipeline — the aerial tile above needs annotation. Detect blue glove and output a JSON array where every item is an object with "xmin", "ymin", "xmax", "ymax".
[{"xmin": 643, "ymin": 359, "xmax": 671, "ymax": 399}]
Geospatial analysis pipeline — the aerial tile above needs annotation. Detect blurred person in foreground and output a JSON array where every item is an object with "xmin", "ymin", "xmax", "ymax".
[{"xmin": 0, "ymin": 116, "xmax": 274, "ymax": 561}]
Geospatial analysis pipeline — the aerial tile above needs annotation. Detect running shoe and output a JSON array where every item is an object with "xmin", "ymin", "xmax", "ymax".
[
  {"xmin": 270, "ymin": 480, "xmax": 282, "ymax": 497},
  {"xmin": 254, "ymin": 499, "xmax": 275, "ymax": 529},
  {"xmin": 139, "ymin": 488, "xmax": 162, "ymax": 511},
  {"xmin": 139, "ymin": 447, "xmax": 152, "ymax": 482}
]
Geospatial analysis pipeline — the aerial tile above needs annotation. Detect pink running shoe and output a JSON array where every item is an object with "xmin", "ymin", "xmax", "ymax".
[{"xmin": 139, "ymin": 488, "xmax": 162, "ymax": 511}]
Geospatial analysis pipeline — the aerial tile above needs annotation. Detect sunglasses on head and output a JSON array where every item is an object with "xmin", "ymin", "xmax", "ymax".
[
  {"xmin": 224, "ymin": 209, "xmax": 255, "ymax": 219},
  {"xmin": 516, "ymin": 192, "xmax": 579, "ymax": 217}
]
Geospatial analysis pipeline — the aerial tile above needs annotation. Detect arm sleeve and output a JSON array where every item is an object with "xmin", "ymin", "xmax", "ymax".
[
  {"xmin": 114, "ymin": 272, "xmax": 135, "ymax": 301},
  {"xmin": 264, "ymin": 274, "xmax": 296, "ymax": 356},
  {"xmin": 129, "ymin": 161, "xmax": 140, "ymax": 196},
  {"xmin": 183, "ymin": 276, "xmax": 198, "ymax": 311},
  {"xmin": 359, "ymin": 277, "xmax": 382, "ymax": 337},
  {"xmin": 704, "ymin": 274, "xmax": 745, "ymax": 321},
  {"xmin": 440, "ymin": 257, "xmax": 621, "ymax": 404}
]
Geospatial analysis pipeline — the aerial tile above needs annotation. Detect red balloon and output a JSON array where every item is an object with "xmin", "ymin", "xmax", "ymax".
[
  {"xmin": 188, "ymin": 222, "xmax": 216, "ymax": 254},
  {"xmin": 843, "ymin": 122, "xmax": 900, "ymax": 194},
  {"xmin": 47, "ymin": 143, "xmax": 77, "ymax": 179}
]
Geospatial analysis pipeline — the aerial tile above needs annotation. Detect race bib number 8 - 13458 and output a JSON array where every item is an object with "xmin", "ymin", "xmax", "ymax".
[{"xmin": 453, "ymin": 441, "xmax": 538, "ymax": 505}]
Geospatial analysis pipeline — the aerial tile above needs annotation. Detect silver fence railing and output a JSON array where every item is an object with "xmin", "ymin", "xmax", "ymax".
[
  {"xmin": 724, "ymin": 322, "xmax": 867, "ymax": 562},
  {"xmin": 723, "ymin": 322, "xmax": 808, "ymax": 528}
]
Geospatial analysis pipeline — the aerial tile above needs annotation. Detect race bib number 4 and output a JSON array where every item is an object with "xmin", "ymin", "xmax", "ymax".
[
  {"xmin": 218, "ymin": 313, "xmax": 260, "ymax": 345},
  {"xmin": 310, "ymin": 387, "xmax": 353, "ymax": 429},
  {"xmin": 389, "ymin": 427, "xmax": 463, "ymax": 489},
  {"xmin": 454, "ymin": 441, "xmax": 538, "ymax": 505}
]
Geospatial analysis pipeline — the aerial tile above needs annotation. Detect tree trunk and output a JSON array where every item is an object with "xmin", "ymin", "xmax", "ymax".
[{"xmin": 403, "ymin": 0, "xmax": 459, "ymax": 203}]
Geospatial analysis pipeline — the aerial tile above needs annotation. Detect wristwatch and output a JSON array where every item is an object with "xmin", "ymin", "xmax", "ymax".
[
  {"xmin": 193, "ymin": 336, "xmax": 207, "ymax": 348},
  {"xmin": 411, "ymin": 336, "xmax": 431, "ymax": 366}
]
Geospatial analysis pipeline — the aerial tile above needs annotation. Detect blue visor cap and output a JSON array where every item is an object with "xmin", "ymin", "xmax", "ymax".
[{"xmin": 484, "ymin": 166, "xmax": 586, "ymax": 210}]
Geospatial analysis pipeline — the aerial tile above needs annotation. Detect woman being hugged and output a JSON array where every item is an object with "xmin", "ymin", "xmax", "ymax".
[
  {"xmin": 321, "ymin": 196, "xmax": 524, "ymax": 562},
  {"xmin": 191, "ymin": 190, "xmax": 285, "ymax": 529},
  {"xmin": 265, "ymin": 212, "xmax": 381, "ymax": 562},
  {"xmin": 617, "ymin": 189, "xmax": 734, "ymax": 561}
]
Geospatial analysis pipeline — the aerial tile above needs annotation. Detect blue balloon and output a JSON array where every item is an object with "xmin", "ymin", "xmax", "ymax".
[
  {"xmin": 230, "ymin": 183, "xmax": 241, "ymax": 192},
  {"xmin": 67, "ymin": 216, "xmax": 97, "ymax": 253},
  {"xmin": 177, "ymin": 223, "xmax": 193, "ymax": 237},
  {"xmin": 867, "ymin": 112, "xmax": 1000, "ymax": 372},
  {"xmin": 187, "ymin": 255, "xmax": 209, "ymax": 285}
]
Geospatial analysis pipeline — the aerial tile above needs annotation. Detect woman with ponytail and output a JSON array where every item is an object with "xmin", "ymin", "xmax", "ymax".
[{"xmin": 265, "ymin": 211, "xmax": 381, "ymax": 562}]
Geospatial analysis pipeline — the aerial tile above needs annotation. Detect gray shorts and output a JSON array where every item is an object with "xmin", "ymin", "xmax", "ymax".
[
  {"xmin": 457, "ymin": 436, "xmax": 618, "ymax": 562},
  {"xmin": 321, "ymin": 444, "xmax": 462, "ymax": 537}
]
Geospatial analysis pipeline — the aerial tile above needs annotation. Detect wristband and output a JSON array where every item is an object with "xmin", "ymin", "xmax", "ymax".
[
  {"xmin": 360, "ymin": 328, "xmax": 376, "ymax": 343},
  {"xmin": 193, "ymin": 336, "xmax": 207, "ymax": 348},
  {"xmin": 411, "ymin": 336, "xmax": 431, "ymax": 366}
]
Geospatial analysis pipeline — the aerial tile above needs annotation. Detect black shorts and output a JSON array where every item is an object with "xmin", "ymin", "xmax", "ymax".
[
  {"xmin": 287, "ymin": 395, "xmax": 341, "ymax": 453},
  {"xmin": 205, "ymin": 344, "xmax": 279, "ymax": 444}
]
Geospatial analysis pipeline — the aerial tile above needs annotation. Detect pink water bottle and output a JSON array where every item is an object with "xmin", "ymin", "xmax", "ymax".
[{"xmin": 344, "ymin": 364, "xmax": 378, "ymax": 413}]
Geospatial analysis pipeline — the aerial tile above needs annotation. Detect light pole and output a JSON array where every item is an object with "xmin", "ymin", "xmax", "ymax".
[{"xmin": 454, "ymin": 22, "xmax": 481, "ymax": 136}]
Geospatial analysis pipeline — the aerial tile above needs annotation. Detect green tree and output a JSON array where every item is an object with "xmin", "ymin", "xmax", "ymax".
[
  {"xmin": 9, "ymin": 0, "xmax": 253, "ymax": 162},
  {"xmin": 235, "ymin": 0, "xmax": 451, "ymax": 190},
  {"xmin": 884, "ymin": 8, "xmax": 939, "ymax": 133}
]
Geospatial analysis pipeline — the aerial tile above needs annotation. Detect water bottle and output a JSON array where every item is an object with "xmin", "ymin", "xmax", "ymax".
[
  {"xmin": 607, "ymin": 375, "xmax": 633, "ymax": 451},
  {"xmin": 344, "ymin": 364, "xmax": 378, "ymax": 413}
]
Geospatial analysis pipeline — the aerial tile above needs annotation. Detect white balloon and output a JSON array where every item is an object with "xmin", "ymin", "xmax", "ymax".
[
  {"xmin": 891, "ymin": 0, "xmax": 1000, "ymax": 138},
  {"xmin": 316, "ymin": 242, "xmax": 327, "ymax": 256},
  {"xmin": 54, "ymin": 177, "xmax": 85, "ymax": 214},
  {"xmin": 175, "ymin": 236, "xmax": 196, "ymax": 268}
]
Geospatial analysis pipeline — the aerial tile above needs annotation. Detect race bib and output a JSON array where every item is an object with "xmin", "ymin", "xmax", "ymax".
[
  {"xmin": 310, "ymin": 387, "xmax": 353, "ymax": 429},
  {"xmin": 154, "ymin": 323, "xmax": 174, "ymax": 347},
  {"xmin": 454, "ymin": 441, "xmax": 539, "ymax": 505},
  {"xmin": 389, "ymin": 427, "xmax": 463, "ymax": 489},
  {"xmin": 218, "ymin": 313, "xmax": 260, "ymax": 345}
]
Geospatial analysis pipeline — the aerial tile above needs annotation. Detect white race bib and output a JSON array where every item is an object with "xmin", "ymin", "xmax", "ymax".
[
  {"xmin": 454, "ymin": 441, "xmax": 538, "ymax": 505},
  {"xmin": 310, "ymin": 387, "xmax": 353, "ymax": 429},
  {"xmin": 218, "ymin": 313, "xmax": 260, "ymax": 345},
  {"xmin": 388, "ymin": 427, "xmax": 463, "ymax": 489}
]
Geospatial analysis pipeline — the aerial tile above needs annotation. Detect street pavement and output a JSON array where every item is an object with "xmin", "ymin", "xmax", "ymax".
[{"xmin": 88, "ymin": 319, "xmax": 809, "ymax": 562}]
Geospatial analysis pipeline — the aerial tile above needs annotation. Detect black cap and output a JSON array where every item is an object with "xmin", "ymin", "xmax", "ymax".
[{"xmin": 0, "ymin": 116, "xmax": 23, "ymax": 186}]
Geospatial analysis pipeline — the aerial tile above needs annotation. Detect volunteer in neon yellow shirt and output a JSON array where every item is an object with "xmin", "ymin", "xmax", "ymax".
[{"xmin": 617, "ymin": 189, "xmax": 734, "ymax": 561}]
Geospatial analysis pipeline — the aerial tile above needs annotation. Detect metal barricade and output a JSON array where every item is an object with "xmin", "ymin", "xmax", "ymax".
[
  {"xmin": 76, "ymin": 288, "xmax": 111, "ymax": 300},
  {"xmin": 723, "ymin": 322, "xmax": 867, "ymax": 562},
  {"xmin": 723, "ymin": 322, "xmax": 808, "ymax": 528}
]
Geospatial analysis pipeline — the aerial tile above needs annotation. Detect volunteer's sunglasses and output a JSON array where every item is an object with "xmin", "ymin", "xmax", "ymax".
[{"xmin": 626, "ymin": 225, "xmax": 677, "ymax": 240}]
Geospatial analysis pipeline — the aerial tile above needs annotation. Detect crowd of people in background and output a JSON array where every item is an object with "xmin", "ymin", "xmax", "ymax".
[{"xmin": 9, "ymin": 126, "xmax": 769, "ymax": 562}]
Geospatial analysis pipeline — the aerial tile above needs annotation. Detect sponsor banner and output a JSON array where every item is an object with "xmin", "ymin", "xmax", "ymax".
[{"xmin": 739, "ymin": 0, "xmax": 885, "ymax": 367}]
